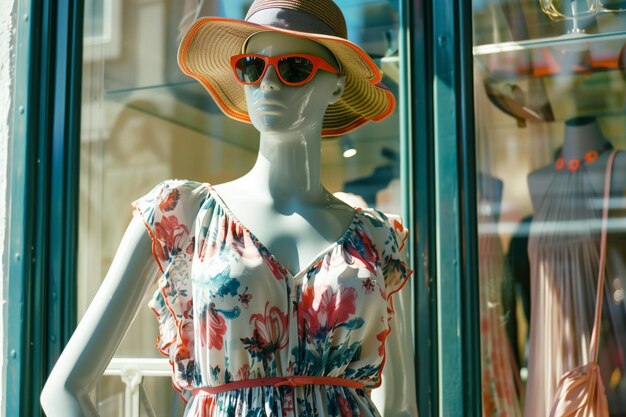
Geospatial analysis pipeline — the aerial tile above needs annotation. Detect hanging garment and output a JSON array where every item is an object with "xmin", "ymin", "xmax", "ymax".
[
  {"xmin": 478, "ymin": 202, "xmax": 523, "ymax": 417},
  {"xmin": 524, "ymin": 152, "xmax": 626, "ymax": 417},
  {"xmin": 133, "ymin": 180, "xmax": 412, "ymax": 417},
  {"xmin": 547, "ymin": 150, "xmax": 619, "ymax": 417}
]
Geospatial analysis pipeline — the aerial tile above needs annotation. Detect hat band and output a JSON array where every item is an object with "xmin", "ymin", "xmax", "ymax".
[
  {"xmin": 245, "ymin": 0, "xmax": 347, "ymax": 37},
  {"xmin": 246, "ymin": 8, "xmax": 341, "ymax": 37}
]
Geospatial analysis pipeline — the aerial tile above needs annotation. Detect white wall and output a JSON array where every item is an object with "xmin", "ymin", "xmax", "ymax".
[{"xmin": 1, "ymin": 1, "xmax": 16, "ymax": 416}]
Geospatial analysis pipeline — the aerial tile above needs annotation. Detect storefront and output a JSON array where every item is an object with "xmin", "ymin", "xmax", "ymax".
[{"xmin": 3, "ymin": 0, "xmax": 626, "ymax": 416}]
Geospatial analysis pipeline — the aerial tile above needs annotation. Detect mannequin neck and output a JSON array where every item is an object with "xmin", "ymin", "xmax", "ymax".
[
  {"xmin": 244, "ymin": 129, "xmax": 325, "ymax": 201},
  {"xmin": 561, "ymin": 117, "xmax": 607, "ymax": 160}
]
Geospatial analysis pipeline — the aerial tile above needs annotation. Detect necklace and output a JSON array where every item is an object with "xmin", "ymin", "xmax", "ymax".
[{"xmin": 555, "ymin": 142, "xmax": 612, "ymax": 172}]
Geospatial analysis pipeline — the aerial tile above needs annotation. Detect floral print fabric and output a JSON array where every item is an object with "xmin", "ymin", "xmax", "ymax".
[{"xmin": 133, "ymin": 180, "xmax": 412, "ymax": 417}]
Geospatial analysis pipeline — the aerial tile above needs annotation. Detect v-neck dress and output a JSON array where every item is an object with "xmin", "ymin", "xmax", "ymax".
[{"xmin": 132, "ymin": 180, "xmax": 412, "ymax": 417}]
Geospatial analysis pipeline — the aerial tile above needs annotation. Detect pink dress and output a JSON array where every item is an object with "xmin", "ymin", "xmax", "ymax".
[
  {"xmin": 524, "ymin": 162, "xmax": 626, "ymax": 416},
  {"xmin": 132, "ymin": 180, "xmax": 412, "ymax": 417}
]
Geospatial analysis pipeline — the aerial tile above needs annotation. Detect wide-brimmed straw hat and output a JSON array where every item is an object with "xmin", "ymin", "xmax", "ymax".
[{"xmin": 178, "ymin": 0, "xmax": 395, "ymax": 137}]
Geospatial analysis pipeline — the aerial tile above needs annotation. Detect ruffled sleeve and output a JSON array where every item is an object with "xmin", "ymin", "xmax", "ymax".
[
  {"xmin": 379, "ymin": 213, "xmax": 412, "ymax": 298},
  {"xmin": 356, "ymin": 208, "xmax": 413, "ymax": 389},
  {"xmin": 360, "ymin": 208, "xmax": 412, "ymax": 299},
  {"xmin": 132, "ymin": 179, "xmax": 208, "ymax": 400}
]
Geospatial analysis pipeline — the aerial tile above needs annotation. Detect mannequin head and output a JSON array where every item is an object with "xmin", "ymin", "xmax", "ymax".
[
  {"xmin": 242, "ymin": 32, "xmax": 346, "ymax": 137},
  {"xmin": 178, "ymin": 0, "xmax": 395, "ymax": 136}
]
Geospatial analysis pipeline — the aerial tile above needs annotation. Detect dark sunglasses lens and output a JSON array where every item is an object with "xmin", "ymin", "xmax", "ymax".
[
  {"xmin": 235, "ymin": 56, "xmax": 266, "ymax": 83},
  {"xmin": 277, "ymin": 56, "xmax": 314, "ymax": 84}
]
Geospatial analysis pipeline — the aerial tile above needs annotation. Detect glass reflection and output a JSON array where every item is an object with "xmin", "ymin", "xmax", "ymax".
[
  {"xmin": 473, "ymin": 0, "xmax": 626, "ymax": 415},
  {"xmin": 474, "ymin": 0, "xmax": 626, "ymax": 417},
  {"xmin": 540, "ymin": 0, "xmax": 626, "ymax": 23}
]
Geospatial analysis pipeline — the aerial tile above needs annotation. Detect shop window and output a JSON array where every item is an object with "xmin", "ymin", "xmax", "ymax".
[{"xmin": 472, "ymin": 1, "xmax": 626, "ymax": 415}]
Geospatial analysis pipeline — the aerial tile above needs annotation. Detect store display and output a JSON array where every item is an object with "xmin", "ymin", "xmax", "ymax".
[
  {"xmin": 41, "ymin": 1, "xmax": 415, "ymax": 416},
  {"xmin": 524, "ymin": 117, "xmax": 626, "ymax": 417}
]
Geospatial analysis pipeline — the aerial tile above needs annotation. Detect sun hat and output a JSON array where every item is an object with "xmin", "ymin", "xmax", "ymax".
[{"xmin": 177, "ymin": 0, "xmax": 396, "ymax": 137}]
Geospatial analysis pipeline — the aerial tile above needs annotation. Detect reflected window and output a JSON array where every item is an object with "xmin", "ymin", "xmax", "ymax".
[{"xmin": 473, "ymin": 1, "xmax": 626, "ymax": 416}]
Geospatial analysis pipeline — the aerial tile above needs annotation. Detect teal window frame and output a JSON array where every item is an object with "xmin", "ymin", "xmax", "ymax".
[
  {"xmin": 410, "ymin": 0, "xmax": 482, "ymax": 415},
  {"xmin": 6, "ymin": 0, "xmax": 83, "ymax": 416},
  {"xmin": 4, "ymin": 0, "xmax": 482, "ymax": 416}
]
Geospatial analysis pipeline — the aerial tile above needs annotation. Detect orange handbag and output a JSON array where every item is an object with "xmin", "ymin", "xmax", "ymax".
[{"xmin": 549, "ymin": 150, "xmax": 618, "ymax": 417}]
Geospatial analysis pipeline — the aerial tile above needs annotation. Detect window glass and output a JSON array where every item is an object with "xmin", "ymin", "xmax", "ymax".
[
  {"xmin": 78, "ymin": 0, "xmax": 411, "ymax": 414},
  {"xmin": 473, "ymin": 1, "xmax": 626, "ymax": 416}
]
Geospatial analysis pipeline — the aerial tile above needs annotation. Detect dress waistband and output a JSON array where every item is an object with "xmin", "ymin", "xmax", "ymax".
[{"xmin": 192, "ymin": 375, "xmax": 365, "ymax": 396}]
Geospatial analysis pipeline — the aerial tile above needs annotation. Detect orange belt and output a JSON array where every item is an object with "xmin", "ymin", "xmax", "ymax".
[
  {"xmin": 193, "ymin": 376, "xmax": 364, "ymax": 417},
  {"xmin": 192, "ymin": 375, "xmax": 365, "ymax": 396}
]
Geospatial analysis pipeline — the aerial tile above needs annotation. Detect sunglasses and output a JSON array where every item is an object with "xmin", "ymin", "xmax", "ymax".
[{"xmin": 230, "ymin": 53, "xmax": 338, "ymax": 86}]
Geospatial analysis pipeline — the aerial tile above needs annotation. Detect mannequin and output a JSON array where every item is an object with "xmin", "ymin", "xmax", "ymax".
[
  {"xmin": 524, "ymin": 116, "xmax": 626, "ymax": 416},
  {"xmin": 528, "ymin": 117, "xmax": 626, "ymax": 207},
  {"xmin": 41, "ymin": 2, "xmax": 414, "ymax": 416},
  {"xmin": 209, "ymin": 32, "xmax": 354, "ymax": 273}
]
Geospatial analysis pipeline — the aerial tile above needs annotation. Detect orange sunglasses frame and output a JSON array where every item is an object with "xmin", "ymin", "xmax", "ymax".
[{"xmin": 230, "ymin": 53, "xmax": 339, "ymax": 86}]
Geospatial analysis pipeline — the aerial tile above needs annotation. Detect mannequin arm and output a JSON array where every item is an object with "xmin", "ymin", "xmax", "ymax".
[{"xmin": 41, "ymin": 215, "xmax": 157, "ymax": 417}]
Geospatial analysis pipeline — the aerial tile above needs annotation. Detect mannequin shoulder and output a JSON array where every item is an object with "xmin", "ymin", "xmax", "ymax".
[
  {"xmin": 133, "ymin": 179, "xmax": 211, "ymax": 222},
  {"xmin": 527, "ymin": 164, "xmax": 556, "ymax": 189},
  {"xmin": 147, "ymin": 179, "xmax": 209, "ymax": 199},
  {"xmin": 611, "ymin": 150, "xmax": 626, "ymax": 193},
  {"xmin": 589, "ymin": 150, "xmax": 626, "ymax": 194},
  {"xmin": 357, "ymin": 208, "xmax": 409, "ymax": 244},
  {"xmin": 527, "ymin": 164, "xmax": 557, "ymax": 209}
]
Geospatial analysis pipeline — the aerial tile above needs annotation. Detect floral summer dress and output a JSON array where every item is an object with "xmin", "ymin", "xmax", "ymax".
[{"xmin": 132, "ymin": 180, "xmax": 412, "ymax": 417}]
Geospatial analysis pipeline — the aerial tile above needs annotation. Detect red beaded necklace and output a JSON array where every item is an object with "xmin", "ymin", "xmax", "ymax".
[{"xmin": 555, "ymin": 142, "xmax": 612, "ymax": 172}]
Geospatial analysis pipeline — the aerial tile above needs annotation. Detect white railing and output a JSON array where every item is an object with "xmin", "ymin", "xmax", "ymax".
[{"xmin": 103, "ymin": 357, "xmax": 172, "ymax": 417}]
